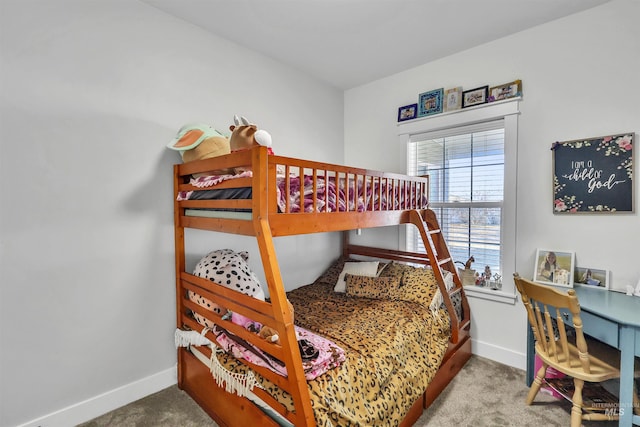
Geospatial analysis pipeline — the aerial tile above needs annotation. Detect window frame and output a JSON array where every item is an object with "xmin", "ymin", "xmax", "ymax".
[
  {"xmin": 397, "ymin": 98, "xmax": 520, "ymax": 304},
  {"xmin": 409, "ymin": 123, "xmax": 505, "ymax": 278}
]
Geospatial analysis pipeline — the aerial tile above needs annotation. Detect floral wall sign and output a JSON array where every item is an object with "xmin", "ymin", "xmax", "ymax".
[{"xmin": 552, "ymin": 133, "xmax": 634, "ymax": 213}]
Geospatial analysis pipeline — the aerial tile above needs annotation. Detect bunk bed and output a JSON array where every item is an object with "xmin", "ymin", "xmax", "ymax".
[{"xmin": 173, "ymin": 146, "xmax": 472, "ymax": 426}]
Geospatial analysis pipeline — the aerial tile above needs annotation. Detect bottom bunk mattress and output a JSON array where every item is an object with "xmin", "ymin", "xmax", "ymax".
[{"xmin": 186, "ymin": 262, "xmax": 452, "ymax": 426}]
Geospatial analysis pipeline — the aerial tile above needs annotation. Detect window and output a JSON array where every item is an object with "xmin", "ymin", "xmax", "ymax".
[
  {"xmin": 407, "ymin": 122, "xmax": 504, "ymax": 277},
  {"xmin": 398, "ymin": 99, "xmax": 519, "ymax": 303}
]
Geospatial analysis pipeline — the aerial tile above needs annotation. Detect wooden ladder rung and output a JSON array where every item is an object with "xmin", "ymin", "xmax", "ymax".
[
  {"xmin": 437, "ymin": 257, "xmax": 452, "ymax": 266},
  {"xmin": 426, "ymin": 228, "xmax": 441, "ymax": 235}
]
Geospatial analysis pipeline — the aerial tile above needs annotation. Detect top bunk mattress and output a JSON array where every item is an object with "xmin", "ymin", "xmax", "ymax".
[
  {"xmin": 174, "ymin": 147, "xmax": 430, "ymax": 234},
  {"xmin": 178, "ymin": 170, "xmax": 428, "ymax": 216}
]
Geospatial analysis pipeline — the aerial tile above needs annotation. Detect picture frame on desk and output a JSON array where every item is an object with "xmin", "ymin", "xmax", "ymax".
[
  {"xmin": 533, "ymin": 249, "xmax": 575, "ymax": 288},
  {"xmin": 574, "ymin": 266, "xmax": 609, "ymax": 290}
]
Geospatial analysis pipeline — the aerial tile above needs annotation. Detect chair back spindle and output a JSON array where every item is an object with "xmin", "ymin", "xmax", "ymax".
[{"xmin": 515, "ymin": 274, "xmax": 591, "ymax": 374}]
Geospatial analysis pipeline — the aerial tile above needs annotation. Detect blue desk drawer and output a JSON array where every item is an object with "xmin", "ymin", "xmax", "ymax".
[
  {"xmin": 580, "ymin": 311, "xmax": 618, "ymax": 348},
  {"xmin": 557, "ymin": 308, "xmax": 619, "ymax": 348}
]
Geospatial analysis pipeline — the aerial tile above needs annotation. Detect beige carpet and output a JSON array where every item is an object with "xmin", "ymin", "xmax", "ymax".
[{"xmin": 79, "ymin": 355, "xmax": 618, "ymax": 427}]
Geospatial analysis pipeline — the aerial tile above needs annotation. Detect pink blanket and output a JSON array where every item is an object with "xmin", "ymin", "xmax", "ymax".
[
  {"xmin": 214, "ymin": 323, "xmax": 346, "ymax": 380},
  {"xmin": 278, "ymin": 174, "xmax": 427, "ymax": 213},
  {"xmin": 178, "ymin": 172, "xmax": 428, "ymax": 213}
]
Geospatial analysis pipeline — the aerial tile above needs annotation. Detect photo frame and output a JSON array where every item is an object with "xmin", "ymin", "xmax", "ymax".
[
  {"xmin": 417, "ymin": 88, "xmax": 444, "ymax": 117},
  {"xmin": 552, "ymin": 132, "xmax": 634, "ymax": 213},
  {"xmin": 488, "ymin": 79, "xmax": 522, "ymax": 102},
  {"xmin": 444, "ymin": 87, "xmax": 462, "ymax": 112},
  {"xmin": 574, "ymin": 266, "xmax": 609, "ymax": 290},
  {"xmin": 462, "ymin": 85, "xmax": 489, "ymax": 108},
  {"xmin": 533, "ymin": 249, "xmax": 575, "ymax": 288},
  {"xmin": 397, "ymin": 103, "xmax": 417, "ymax": 122}
]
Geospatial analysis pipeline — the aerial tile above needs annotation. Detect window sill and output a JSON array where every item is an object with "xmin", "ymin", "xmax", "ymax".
[{"xmin": 464, "ymin": 286, "xmax": 518, "ymax": 305}]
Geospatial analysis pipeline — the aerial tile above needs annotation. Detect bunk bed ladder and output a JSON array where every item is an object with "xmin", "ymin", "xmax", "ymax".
[{"xmin": 409, "ymin": 209, "xmax": 471, "ymax": 344}]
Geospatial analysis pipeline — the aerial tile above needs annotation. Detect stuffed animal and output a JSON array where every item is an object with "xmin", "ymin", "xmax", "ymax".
[
  {"xmin": 229, "ymin": 115, "xmax": 273, "ymax": 173},
  {"xmin": 228, "ymin": 301, "xmax": 294, "ymax": 345},
  {"xmin": 189, "ymin": 249, "xmax": 290, "ymax": 344},
  {"xmin": 229, "ymin": 115, "xmax": 272, "ymax": 152},
  {"xmin": 167, "ymin": 123, "xmax": 233, "ymax": 177}
]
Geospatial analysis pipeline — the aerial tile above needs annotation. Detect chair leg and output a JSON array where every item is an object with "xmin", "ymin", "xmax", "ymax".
[
  {"xmin": 526, "ymin": 363, "xmax": 548, "ymax": 405},
  {"xmin": 570, "ymin": 378, "xmax": 584, "ymax": 427}
]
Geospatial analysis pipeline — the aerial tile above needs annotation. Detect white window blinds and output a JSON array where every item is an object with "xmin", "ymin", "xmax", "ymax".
[{"xmin": 407, "ymin": 120, "xmax": 505, "ymax": 276}]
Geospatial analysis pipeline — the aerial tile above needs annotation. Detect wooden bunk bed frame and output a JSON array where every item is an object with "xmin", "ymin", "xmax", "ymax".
[{"xmin": 173, "ymin": 146, "xmax": 472, "ymax": 427}]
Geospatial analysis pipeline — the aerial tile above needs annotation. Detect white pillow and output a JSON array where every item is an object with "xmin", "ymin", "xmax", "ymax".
[{"xmin": 334, "ymin": 261, "xmax": 380, "ymax": 293}]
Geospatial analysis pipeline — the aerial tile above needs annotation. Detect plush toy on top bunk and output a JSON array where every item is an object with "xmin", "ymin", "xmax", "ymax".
[
  {"xmin": 189, "ymin": 249, "xmax": 289, "ymax": 344},
  {"xmin": 166, "ymin": 123, "xmax": 233, "ymax": 178},
  {"xmin": 228, "ymin": 115, "xmax": 273, "ymax": 173}
]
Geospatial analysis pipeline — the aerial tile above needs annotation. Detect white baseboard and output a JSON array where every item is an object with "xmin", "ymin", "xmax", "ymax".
[
  {"xmin": 16, "ymin": 366, "xmax": 177, "ymax": 427},
  {"xmin": 471, "ymin": 338, "xmax": 526, "ymax": 370},
  {"xmin": 13, "ymin": 342, "xmax": 522, "ymax": 426}
]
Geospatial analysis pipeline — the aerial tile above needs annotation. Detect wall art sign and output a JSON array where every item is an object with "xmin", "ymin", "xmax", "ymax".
[{"xmin": 552, "ymin": 133, "xmax": 634, "ymax": 213}]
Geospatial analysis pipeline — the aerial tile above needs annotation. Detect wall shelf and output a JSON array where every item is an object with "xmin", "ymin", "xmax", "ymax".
[{"xmin": 397, "ymin": 97, "xmax": 521, "ymax": 136}]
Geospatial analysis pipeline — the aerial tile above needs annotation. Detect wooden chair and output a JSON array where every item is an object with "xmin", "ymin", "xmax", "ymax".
[{"xmin": 514, "ymin": 273, "xmax": 639, "ymax": 427}]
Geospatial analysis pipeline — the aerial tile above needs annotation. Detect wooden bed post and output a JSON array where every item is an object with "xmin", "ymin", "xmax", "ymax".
[
  {"xmin": 254, "ymin": 219, "xmax": 316, "ymax": 426},
  {"xmin": 342, "ymin": 231, "xmax": 350, "ymax": 258},
  {"xmin": 173, "ymin": 164, "xmax": 186, "ymax": 388},
  {"xmin": 251, "ymin": 147, "xmax": 316, "ymax": 427}
]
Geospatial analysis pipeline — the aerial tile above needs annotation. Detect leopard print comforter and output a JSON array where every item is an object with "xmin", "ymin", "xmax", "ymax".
[{"xmin": 214, "ymin": 276, "xmax": 451, "ymax": 426}]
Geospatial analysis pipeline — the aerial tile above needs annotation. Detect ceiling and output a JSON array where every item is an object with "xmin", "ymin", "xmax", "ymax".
[{"xmin": 142, "ymin": 0, "xmax": 610, "ymax": 90}]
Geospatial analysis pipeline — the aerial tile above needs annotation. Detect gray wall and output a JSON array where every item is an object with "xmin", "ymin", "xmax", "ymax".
[
  {"xmin": 344, "ymin": 0, "xmax": 640, "ymax": 368},
  {"xmin": 0, "ymin": 1, "xmax": 343, "ymax": 426}
]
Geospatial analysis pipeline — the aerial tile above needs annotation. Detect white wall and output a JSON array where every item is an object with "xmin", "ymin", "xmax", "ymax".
[
  {"xmin": 0, "ymin": 1, "xmax": 343, "ymax": 426},
  {"xmin": 345, "ymin": 0, "xmax": 640, "ymax": 368}
]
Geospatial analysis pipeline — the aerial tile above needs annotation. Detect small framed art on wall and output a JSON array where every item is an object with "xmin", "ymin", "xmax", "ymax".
[
  {"xmin": 397, "ymin": 103, "xmax": 418, "ymax": 122},
  {"xmin": 418, "ymin": 88, "xmax": 444, "ymax": 117},
  {"xmin": 444, "ymin": 87, "xmax": 462, "ymax": 112},
  {"xmin": 462, "ymin": 85, "xmax": 489, "ymax": 108}
]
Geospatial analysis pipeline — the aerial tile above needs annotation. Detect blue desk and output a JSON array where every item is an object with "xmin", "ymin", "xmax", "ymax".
[{"xmin": 525, "ymin": 285, "xmax": 640, "ymax": 426}]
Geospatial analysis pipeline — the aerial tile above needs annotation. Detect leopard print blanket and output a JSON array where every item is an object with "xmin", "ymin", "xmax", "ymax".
[{"xmin": 214, "ymin": 267, "xmax": 451, "ymax": 426}]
